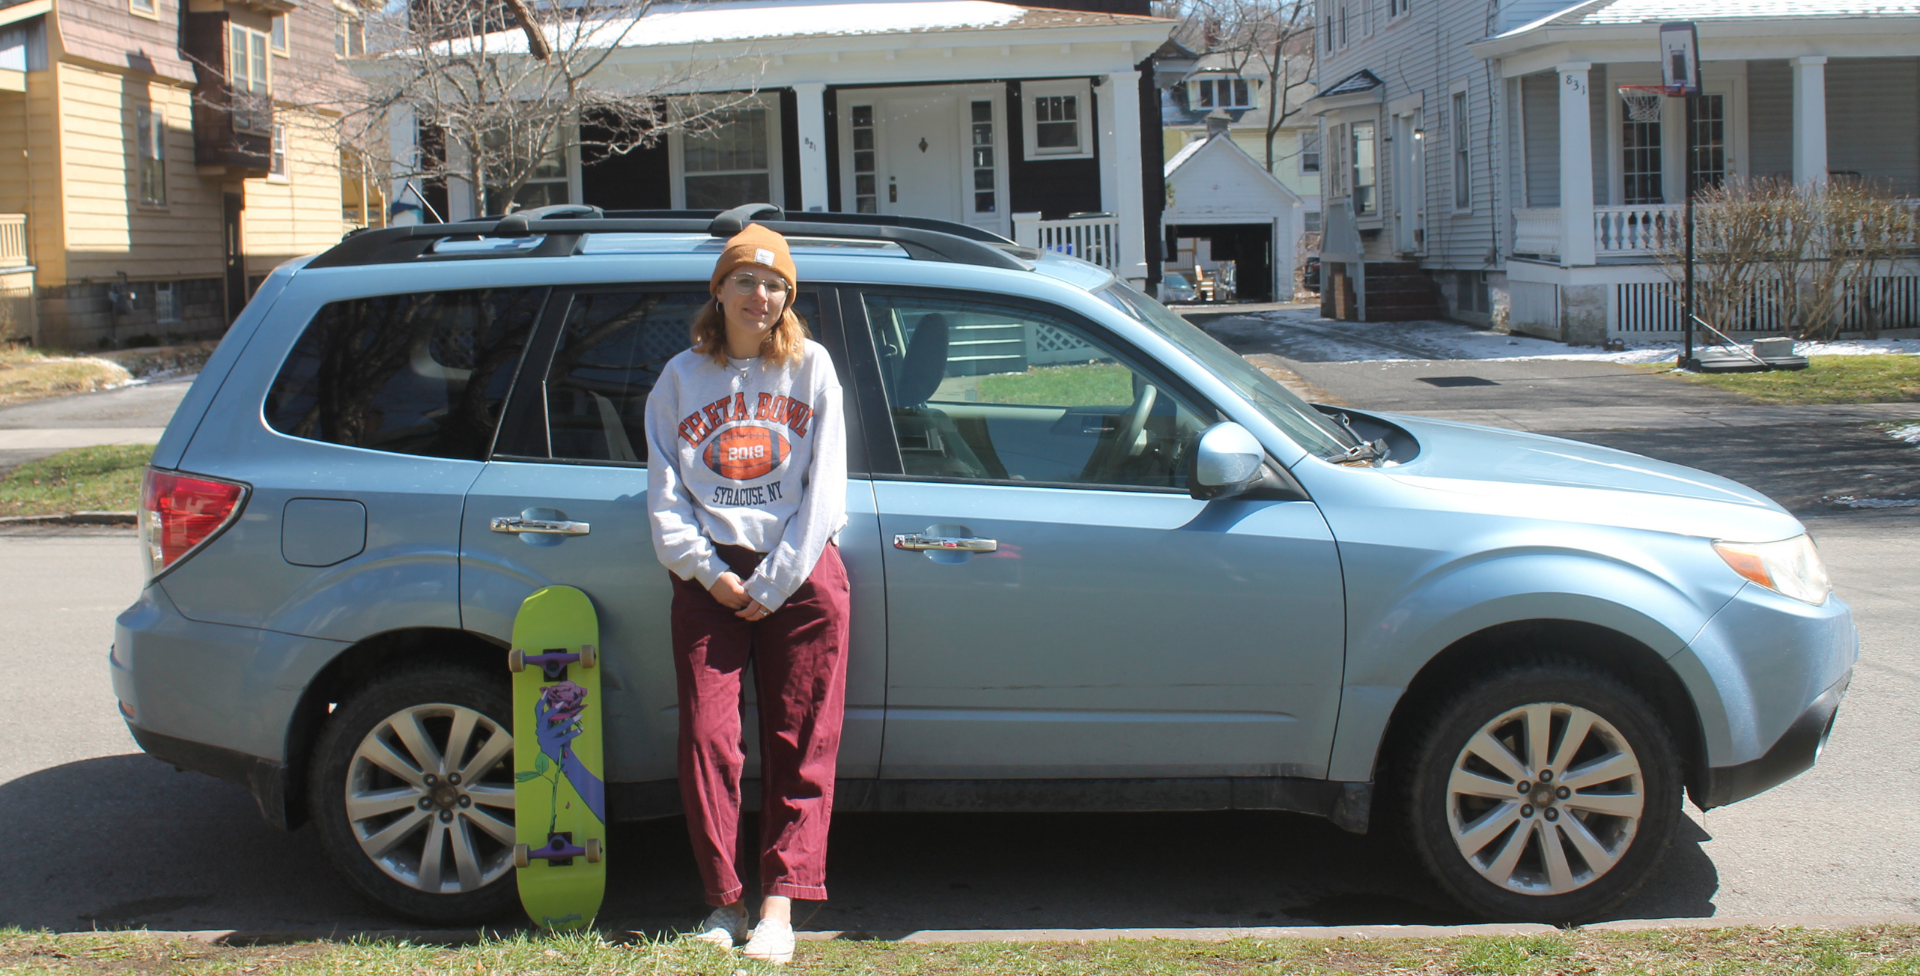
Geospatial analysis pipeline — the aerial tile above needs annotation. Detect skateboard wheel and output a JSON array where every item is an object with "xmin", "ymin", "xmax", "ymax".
[
  {"xmin": 585, "ymin": 838, "xmax": 603, "ymax": 863},
  {"xmin": 578, "ymin": 644, "xmax": 597, "ymax": 669},
  {"xmin": 513, "ymin": 843, "xmax": 530, "ymax": 869},
  {"xmin": 507, "ymin": 649, "xmax": 525, "ymax": 673}
]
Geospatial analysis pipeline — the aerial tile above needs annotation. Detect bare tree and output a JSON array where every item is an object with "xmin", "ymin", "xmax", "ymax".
[
  {"xmin": 1172, "ymin": 0, "xmax": 1316, "ymax": 175},
  {"xmin": 279, "ymin": 0, "xmax": 766, "ymax": 218}
]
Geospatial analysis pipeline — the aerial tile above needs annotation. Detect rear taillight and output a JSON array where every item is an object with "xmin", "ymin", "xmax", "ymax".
[{"xmin": 140, "ymin": 467, "xmax": 248, "ymax": 580}]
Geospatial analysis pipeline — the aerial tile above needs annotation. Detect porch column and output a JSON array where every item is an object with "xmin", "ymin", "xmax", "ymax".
[
  {"xmin": 1792, "ymin": 56, "xmax": 1828, "ymax": 185},
  {"xmin": 1557, "ymin": 62, "xmax": 1595, "ymax": 266},
  {"xmin": 1104, "ymin": 69, "xmax": 1148, "ymax": 282},
  {"xmin": 387, "ymin": 104, "xmax": 421, "ymax": 226},
  {"xmin": 792, "ymin": 82, "xmax": 830, "ymax": 212}
]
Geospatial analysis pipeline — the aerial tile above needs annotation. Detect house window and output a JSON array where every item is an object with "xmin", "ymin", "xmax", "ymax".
[
  {"xmin": 1022, "ymin": 80, "xmax": 1092, "ymax": 160},
  {"xmin": 1687, "ymin": 94, "xmax": 1725, "ymax": 196},
  {"xmin": 335, "ymin": 10, "xmax": 365, "ymax": 57},
  {"xmin": 1304, "ymin": 211, "xmax": 1322, "ymax": 233},
  {"xmin": 229, "ymin": 24, "xmax": 271, "ymax": 133},
  {"xmin": 970, "ymin": 99, "xmax": 996, "ymax": 214},
  {"xmin": 1195, "ymin": 78, "xmax": 1252, "ymax": 110},
  {"xmin": 136, "ymin": 106, "xmax": 165, "ymax": 206},
  {"xmin": 1339, "ymin": 3, "xmax": 1348, "ymax": 46},
  {"xmin": 1389, "ymin": 0, "xmax": 1409, "ymax": 17},
  {"xmin": 1452, "ymin": 91, "xmax": 1470, "ymax": 209},
  {"xmin": 1351, "ymin": 120, "xmax": 1376, "ymax": 215},
  {"xmin": 269, "ymin": 124, "xmax": 287, "ymax": 178},
  {"xmin": 129, "ymin": 0, "xmax": 156, "ymax": 16},
  {"xmin": 155, "ymin": 281, "xmax": 179, "ymax": 323},
  {"xmin": 850, "ymin": 104, "xmax": 877, "ymax": 214},
  {"xmin": 1455, "ymin": 271, "xmax": 1488, "ymax": 313},
  {"xmin": 489, "ymin": 127, "xmax": 569, "ymax": 211},
  {"xmin": 684, "ymin": 107, "xmax": 771, "ymax": 209},
  {"xmin": 1623, "ymin": 111, "xmax": 1661, "ymax": 205},
  {"xmin": 269, "ymin": 14, "xmax": 287, "ymax": 56},
  {"xmin": 1300, "ymin": 129, "xmax": 1321, "ymax": 174}
]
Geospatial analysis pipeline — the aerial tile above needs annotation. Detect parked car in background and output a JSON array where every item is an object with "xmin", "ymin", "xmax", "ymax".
[
  {"xmin": 1302, "ymin": 255, "xmax": 1322, "ymax": 294},
  {"xmin": 1161, "ymin": 272, "xmax": 1198, "ymax": 304},
  {"xmin": 117, "ymin": 205, "xmax": 1855, "ymax": 927}
]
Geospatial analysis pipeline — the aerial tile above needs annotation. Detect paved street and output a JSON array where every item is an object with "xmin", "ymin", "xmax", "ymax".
[
  {"xmin": 1, "ymin": 330, "xmax": 1916, "ymax": 934},
  {"xmin": 0, "ymin": 380, "xmax": 186, "ymax": 474}
]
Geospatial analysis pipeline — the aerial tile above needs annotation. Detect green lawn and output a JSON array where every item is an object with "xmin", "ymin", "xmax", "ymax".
[
  {"xmin": 974, "ymin": 363, "xmax": 1134, "ymax": 407},
  {"xmin": 4, "ymin": 925, "xmax": 1919, "ymax": 976},
  {"xmin": 1651, "ymin": 354, "xmax": 1920, "ymax": 404},
  {"xmin": 0, "ymin": 444, "xmax": 150, "ymax": 518}
]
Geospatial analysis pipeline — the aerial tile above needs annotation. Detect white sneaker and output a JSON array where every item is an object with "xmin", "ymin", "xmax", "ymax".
[
  {"xmin": 690, "ymin": 905, "xmax": 749, "ymax": 948},
  {"xmin": 741, "ymin": 917, "xmax": 795, "ymax": 965}
]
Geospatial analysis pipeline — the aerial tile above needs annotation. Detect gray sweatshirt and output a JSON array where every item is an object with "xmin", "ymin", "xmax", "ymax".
[{"xmin": 644, "ymin": 340, "xmax": 847, "ymax": 611}]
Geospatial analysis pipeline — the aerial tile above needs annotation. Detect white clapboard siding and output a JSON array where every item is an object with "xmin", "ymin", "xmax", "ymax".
[
  {"xmin": 1827, "ymin": 56, "xmax": 1920, "ymax": 196},
  {"xmin": 1747, "ymin": 59, "xmax": 1794, "ymax": 180}
]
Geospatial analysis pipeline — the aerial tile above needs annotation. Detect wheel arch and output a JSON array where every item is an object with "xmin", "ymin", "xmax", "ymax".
[
  {"xmin": 1370, "ymin": 619, "xmax": 1710, "ymax": 821},
  {"xmin": 277, "ymin": 626, "xmax": 507, "ymax": 830}
]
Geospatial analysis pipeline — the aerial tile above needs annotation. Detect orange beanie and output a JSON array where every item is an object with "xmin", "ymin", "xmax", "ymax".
[{"xmin": 710, "ymin": 223, "xmax": 798, "ymax": 304}]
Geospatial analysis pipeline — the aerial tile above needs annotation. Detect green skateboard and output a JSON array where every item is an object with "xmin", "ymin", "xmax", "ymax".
[{"xmin": 508, "ymin": 585, "xmax": 607, "ymax": 931}]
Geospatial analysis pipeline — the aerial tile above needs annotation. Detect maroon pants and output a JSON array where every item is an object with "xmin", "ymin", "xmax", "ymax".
[{"xmin": 670, "ymin": 542, "xmax": 849, "ymax": 905}]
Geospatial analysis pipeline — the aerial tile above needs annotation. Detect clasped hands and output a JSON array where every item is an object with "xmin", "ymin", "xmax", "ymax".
[{"xmin": 709, "ymin": 572, "xmax": 772, "ymax": 621}]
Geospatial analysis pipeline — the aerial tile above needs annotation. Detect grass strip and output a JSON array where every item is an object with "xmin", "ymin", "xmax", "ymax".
[
  {"xmin": 0, "ymin": 444, "xmax": 151, "ymax": 517},
  {"xmin": 975, "ymin": 363, "xmax": 1135, "ymax": 407},
  {"xmin": 1646, "ymin": 354, "xmax": 1920, "ymax": 404},
  {"xmin": 3, "ymin": 924, "xmax": 1917, "ymax": 975}
]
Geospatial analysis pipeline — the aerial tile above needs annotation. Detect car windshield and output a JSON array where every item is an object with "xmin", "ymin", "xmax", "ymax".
[
  {"xmin": 1165, "ymin": 273, "xmax": 1190, "ymax": 287},
  {"xmin": 1096, "ymin": 281, "xmax": 1354, "ymax": 458}
]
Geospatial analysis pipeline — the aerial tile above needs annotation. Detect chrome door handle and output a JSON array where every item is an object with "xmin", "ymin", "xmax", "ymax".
[
  {"xmin": 894, "ymin": 533, "xmax": 996, "ymax": 553},
  {"xmin": 491, "ymin": 516, "xmax": 590, "ymax": 536}
]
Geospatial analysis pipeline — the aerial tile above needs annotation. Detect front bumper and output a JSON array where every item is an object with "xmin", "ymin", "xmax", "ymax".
[{"xmin": 1695, "ymin": 669, "xmax": 1850, "ymax": 810}]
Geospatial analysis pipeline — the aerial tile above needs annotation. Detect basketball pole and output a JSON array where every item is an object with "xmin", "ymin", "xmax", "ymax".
[{"xmin": 1683, "ymin": 90, "xmax": 1697, "ymax": 370}]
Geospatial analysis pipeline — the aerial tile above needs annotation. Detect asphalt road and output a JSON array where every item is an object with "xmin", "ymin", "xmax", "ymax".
[{"xmin": 2, "ymin": 339, "xmax": 1916, "ymax": 935}]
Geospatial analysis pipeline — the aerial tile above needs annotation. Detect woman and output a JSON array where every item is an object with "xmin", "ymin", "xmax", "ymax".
[{"xmin": 643, "ymin": 224, "xmax": 849, "ymax": 965}]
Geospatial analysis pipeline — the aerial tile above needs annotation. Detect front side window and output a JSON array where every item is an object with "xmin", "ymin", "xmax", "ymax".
[
  {"xmin": 865, "ymin": 292, "xmax": 1209, "ymax": 489},
  {"xmin": 136, "ymin": 106, "xmax": 165, "ymax": 206},
  {"xmin": 269, "ymin": 123, "xmax": 286, "ymax": 177},
  {"xmin": 269, "ymin": 14, "xmax": 286, "ymax": 55},
  {"xmin": 1452, "ymin": 91, "xmax": 1471, "ymax": 209},
  {"xmin": 1351, "ymin": 120, "xmax": 1376, "ymax": 215},
  {"xmin": 684, "ymin": 107, "xmax": 771, "ymax": 209},
  {"xmin": 1022, "ymin": 81, "xmax": 1092, "ymax": 160},
  {"xmin": 1687, "ymin": 93, "xmax": 1725, "ymax": 196},
  {"xmin": 487, "ymin": 127, "xmax": 568, "ymax": 211},
  {"xmin": 1300, "ymin": 129, "xmax": 1321, "ymax": 174},
  {"xmin": 264, "ymin": 288, "xmax": 544, "ymax": 460},
  {"xmin": 1623, "ymin": 110, "xmax": 1662, "ymax": 204},
  {"xmin": 229, "ymin": 24, "xmax": 271, "ymax": 133}
]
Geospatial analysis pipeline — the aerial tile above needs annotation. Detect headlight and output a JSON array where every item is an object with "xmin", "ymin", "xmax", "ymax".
[{"xmin": 1713, "ymin": 535, "xmax": 1831, "ymax": 605}]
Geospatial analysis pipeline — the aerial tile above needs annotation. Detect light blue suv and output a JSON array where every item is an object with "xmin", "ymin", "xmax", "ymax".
[{"xmin": 113, "ymin": 205, "xmax": 1856, "ymax": 925}]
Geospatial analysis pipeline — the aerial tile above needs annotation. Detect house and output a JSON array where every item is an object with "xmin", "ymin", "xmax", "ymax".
[
  {"xmin": 383, "ymin": 0, "xmax": 1178, "ymax": 289},
  {"xmin": 0, "ymin": 0, "xmax": 369, "ymax": 348},
  {"xmin": 1309, "ymin": 0, "xmax": 1920, "ymax": 339},
  {"xmin": 1161, "ymin": 112, "xmax": 1303, "ymax": 301},
  {"xmin": 1159, "ymin": 50, "xmax": 1320, "ymax": 229}
]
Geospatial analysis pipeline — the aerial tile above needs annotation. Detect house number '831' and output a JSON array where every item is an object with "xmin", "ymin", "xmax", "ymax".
[{"xmin": 1562, "ymin": 74, "xmax": 1586, "ymax": 95}]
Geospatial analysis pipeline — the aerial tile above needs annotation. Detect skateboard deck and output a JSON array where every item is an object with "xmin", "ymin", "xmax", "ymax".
[{"xmin": 509, "ymin": 585, "xmax": 606, "ymax": 931}]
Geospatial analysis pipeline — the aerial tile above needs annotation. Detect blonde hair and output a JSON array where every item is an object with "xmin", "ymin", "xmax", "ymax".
[{"xmin": 690, "ymin": 297, "xmax": 811, "ymax": 369}]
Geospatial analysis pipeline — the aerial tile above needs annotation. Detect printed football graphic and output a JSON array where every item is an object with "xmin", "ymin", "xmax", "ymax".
[{"xmin": 703, "ymin": 424, "xmax": 791, "ymax": 481}]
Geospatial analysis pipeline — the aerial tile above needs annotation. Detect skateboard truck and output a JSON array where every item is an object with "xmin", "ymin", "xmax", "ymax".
[
  {"xmin": 514, "ymin": 832, "xmax": 603, "ymax": 868},
  {"xmin": 508, "ymin": 645, "xmax": 598, "ymax": 679}
]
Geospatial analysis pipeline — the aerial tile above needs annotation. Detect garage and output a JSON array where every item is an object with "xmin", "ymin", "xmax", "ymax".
[{"xmin": 1161, "ymin": 122, "xmax": 1301, "ymax": 304}]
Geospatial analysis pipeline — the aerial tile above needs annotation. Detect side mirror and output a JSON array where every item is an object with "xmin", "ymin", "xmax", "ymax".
[{"xmin": 1190, "ymin": 422, "xmax": 1270, "ymax": 500}]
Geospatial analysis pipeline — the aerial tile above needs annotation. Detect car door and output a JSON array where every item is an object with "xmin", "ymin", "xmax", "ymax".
[
  {"xmin": 459, "ymin": 285, "xmax": 886, "ymax": 787},
  {"xmin": 851, "ymin": 288, "xmax": 1346, "ymax": 780}
]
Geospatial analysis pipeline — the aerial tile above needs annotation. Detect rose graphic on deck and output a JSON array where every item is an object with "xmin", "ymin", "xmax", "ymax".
[{"xmin": 520, "ymin": 680, "xmax": 605, "ymax": 830}]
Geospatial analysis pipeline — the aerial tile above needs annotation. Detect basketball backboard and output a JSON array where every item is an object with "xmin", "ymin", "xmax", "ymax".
[{"xmin": 1660, "ymin": 21, "xmax": 1701, "ymax": 93}]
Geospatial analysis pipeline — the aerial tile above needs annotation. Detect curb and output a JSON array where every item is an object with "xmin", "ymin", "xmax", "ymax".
[
  {"xmin": 143, "ymin": 915, "xmax": 1920, "ymax": 947},
  {"xmin": 0, "ymin": 510, "xmax": 136, "ymax": 526}
]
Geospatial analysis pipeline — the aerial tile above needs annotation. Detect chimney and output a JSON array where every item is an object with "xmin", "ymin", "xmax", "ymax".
[{"xmin": 1205, "ymin": 109, "xmax": 1232, "ymax": 140}]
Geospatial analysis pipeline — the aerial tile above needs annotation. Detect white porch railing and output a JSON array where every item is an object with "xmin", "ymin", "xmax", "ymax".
[
  {"xmin": 0, "ymin": 214, "xmax": 26, "ymax": 268},
  {"xmin": 1594, "ymin": 205, "xmax": 1683, "ymax": 256},
  {"xmin": 1512, "ymin": 208, "xmax": 1562, "ymax": 257},
  {"xmin": 1012, "ymin": 212, "xmax": 1120, "ymax": 271}
]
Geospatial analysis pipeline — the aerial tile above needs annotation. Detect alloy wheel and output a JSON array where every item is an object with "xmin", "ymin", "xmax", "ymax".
[
  {"xmin": 344, "ymin": 703, "xmax": 517, "ymax": 894},
  {"xmin": 1445, "ymin": 702, "xmax": 1645, "ymax": 896}
]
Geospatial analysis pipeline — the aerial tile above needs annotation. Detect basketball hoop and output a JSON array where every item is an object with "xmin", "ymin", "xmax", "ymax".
[{"xmin": 1618, "ymin": 84, "xmax": 1677, "ymax": 123}]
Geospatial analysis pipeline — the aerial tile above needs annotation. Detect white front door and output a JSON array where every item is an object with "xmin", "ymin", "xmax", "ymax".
[
  {"xmin": 840, "ymin": 87, "xmax": 1008, "ymax": 235},
  {"xmin": 881, "ymin": 94, "xmax": 961, "ymax": 223}
]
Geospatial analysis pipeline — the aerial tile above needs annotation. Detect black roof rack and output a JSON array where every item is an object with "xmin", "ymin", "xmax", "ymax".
[{"xmin": 307, "ymin": 203, "xmax": 1030, "ymax": 271}]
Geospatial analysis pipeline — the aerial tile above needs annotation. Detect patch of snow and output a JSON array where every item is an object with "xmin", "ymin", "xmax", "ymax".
[
  {"xmin": 1245, "ymin": 310, "xmax": 1920, "ymax": 364},
  {"xmin": 1888, "ymin": 424, "xmax": 1920, "ymax": 447},
  {"xmin": 453, "ymin": 0, "xmax": 1027, "ymax": 54},
  {"xmin": 1827, "ymin": 496, "xmax": 1920, "ymax": 509}
]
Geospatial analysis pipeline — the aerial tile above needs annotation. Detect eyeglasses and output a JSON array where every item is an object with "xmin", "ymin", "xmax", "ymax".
[{"xmin": 727, "ymin": 272, "xmax": 789, "ymax": 299}]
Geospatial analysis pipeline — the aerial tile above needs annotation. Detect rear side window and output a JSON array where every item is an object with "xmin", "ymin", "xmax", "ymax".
[{"xmin": 264, "ymin": 289, "xmax": 545, "ymax": 460}]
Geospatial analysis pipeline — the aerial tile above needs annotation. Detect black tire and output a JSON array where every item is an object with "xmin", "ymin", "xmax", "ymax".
[
  {"xmin": 308, "ymin": 665, "xmax": 521, "ymax": 924},
  {"xmin": 1400, "ymin": 660, "xmax": 1681, "ymax": 923}
]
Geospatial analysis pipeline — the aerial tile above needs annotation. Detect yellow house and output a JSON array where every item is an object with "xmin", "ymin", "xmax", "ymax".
[
  {"xmin": 0, "ymin": 0, "xmax": 362, "ymax": 348},
  {"xmin": 1159, "ymin": 52, "xmax": 1321, "ymax": 234}
]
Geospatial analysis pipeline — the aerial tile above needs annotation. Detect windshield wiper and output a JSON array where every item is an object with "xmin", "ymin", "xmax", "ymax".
[{"xmin": 1330, "ymin": 412, "xmax": 1391, "ymax": 465}]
